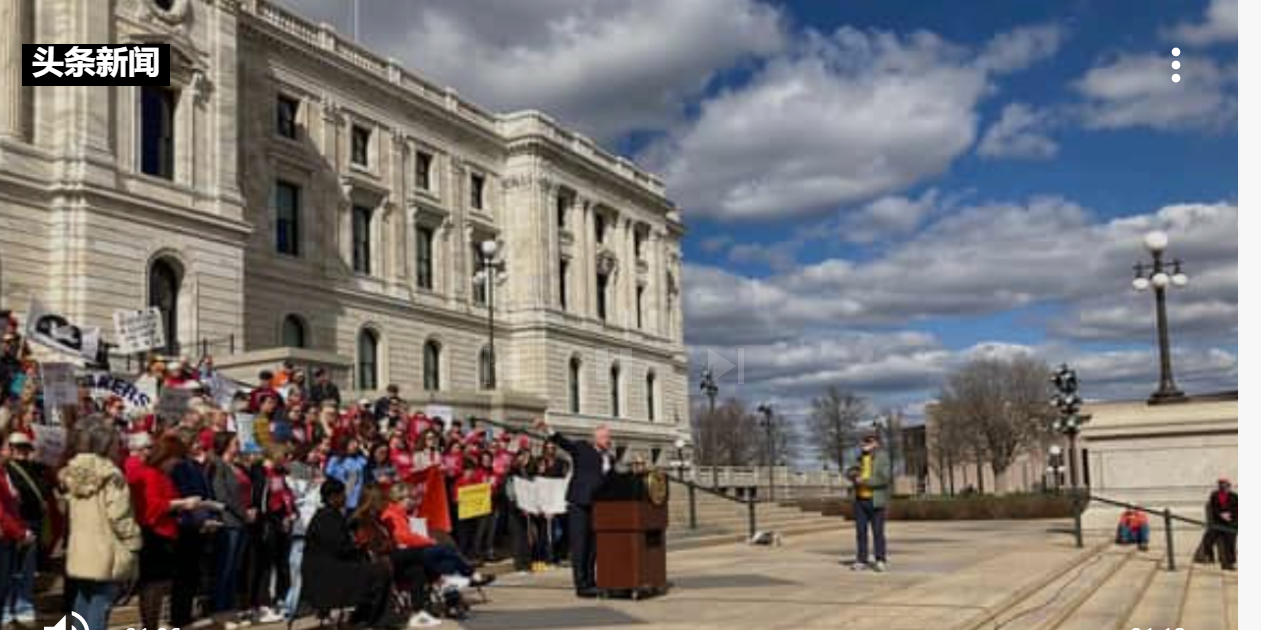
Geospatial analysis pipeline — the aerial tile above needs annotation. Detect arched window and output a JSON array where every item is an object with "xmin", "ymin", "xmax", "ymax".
[
  {"xmin": 610, "ymin": 363, "xmax": 621, "ymax": 418},
  {"xmin": 357, "ymin": 328, "xmax": 379, "ymax": 391},
  {"xmin": 568, "ymin": 357, "xmax": 582, "ymax": 414},
  {"xmin": 281, "ymin": 314, "xmax": 307, "ymax": 348},
  {"xmin": 478, "ymin": 345, "xmax": 496, "ymax": 390},
  {"xmin": 646, "ymin": 371, "xmax": 657, "ymax": 422},
  {"xmin": 148, "ymin": 257, "xmax": 182, "ymax": 355},
  {"xmin": 423, "ymin": 340, "xmax": 441, "ymax": 391}
]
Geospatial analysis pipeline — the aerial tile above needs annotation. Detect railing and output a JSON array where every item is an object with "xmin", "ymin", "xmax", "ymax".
[
  {"xmin": 665, "ymin": 472, "xmax": 761, "ymax": 540},
  {"xmin": 1070, "ymin": 493, "xmax": 1238, "ymax": 571},
  {"xmin": 685, "ymin": 466, "xmax": 845, "ymax": 501}
]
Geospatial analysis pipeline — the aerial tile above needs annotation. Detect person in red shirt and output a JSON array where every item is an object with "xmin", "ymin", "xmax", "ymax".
[
  {"xmin": 0, "ymin": 435, "xmax": 36, "ymax": 623},
  {"xmin": 128, "ymin": 433, "xmax": 204, "ymax": 630}
]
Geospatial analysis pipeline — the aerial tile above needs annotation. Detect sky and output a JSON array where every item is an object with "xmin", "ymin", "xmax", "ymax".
[{"xmin": 278, "ymin": 0, "xmax": 1238, "ymax": 431}]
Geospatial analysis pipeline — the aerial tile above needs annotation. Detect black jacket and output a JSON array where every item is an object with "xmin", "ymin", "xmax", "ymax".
[
  {"xmin": 301, "ymin": 506, "xmax": 378, "ymax": 609},
  {"xmin": 308, "ymin": 381, "xmax": 341, "ymax": 408},
  {"xmin": 1208, "ymin": 490, "xmax": 1238, "ymax": 528},
  {"xmin": 549, "ymin": 431, "xmax": 611, "ymax": 507}
]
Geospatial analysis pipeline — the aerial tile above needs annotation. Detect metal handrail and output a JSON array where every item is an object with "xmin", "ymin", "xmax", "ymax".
[
  {"xmin": 1070, "ymin": 491, "xmax": 1237, "ymax": 571},
  {"xmin": 663, "ymin": 472, "xmax": 759, "ymax": 538}
]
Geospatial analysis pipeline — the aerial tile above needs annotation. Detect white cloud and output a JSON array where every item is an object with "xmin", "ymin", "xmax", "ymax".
[
  {"xmin": 1166, "ymin": 0, "xmax": 1237, "ymax": 46},
  {"xmin": 276, "ymin": 0, "xmax": 786, "ymax": 141},
  {"xmin": 975, "ymin": 23, "xmax": 1065, "ymax": 74},
  {"xmin": 978, "ymin": 103, "xmax": 1059, "ymax": 160},
  {"xmin": 840, "ymin": 189, "xmax": 940, "ymax": 243},
  {"xmin": 1074, "ymin": 53, "xmax": 1236, "ymax": 131}
]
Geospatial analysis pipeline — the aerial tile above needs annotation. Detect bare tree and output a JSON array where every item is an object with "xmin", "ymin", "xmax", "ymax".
[
  {"xmin": 690, "ymin": 398, "xmax": 763, "ymax": 466},
  {"xmin": 808, "ymin": 386, "xmax": 868, "ymax": 471},
  {"xmin": 935, "ymin": 355, "xmax": 1054, "ymax": 491}
]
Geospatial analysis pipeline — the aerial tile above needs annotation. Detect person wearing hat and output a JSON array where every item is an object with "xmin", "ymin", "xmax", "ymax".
[
  {"xmin": 5, "ymin": 432, "xmax": 48, "ymax": 623},
  {"xmin": 1206, "ymin": 477, "xmax": 1238, "ymax": 571},
  {"xmin": 849, "ymin": 431, "xmax": 891, "ymax": 572}
]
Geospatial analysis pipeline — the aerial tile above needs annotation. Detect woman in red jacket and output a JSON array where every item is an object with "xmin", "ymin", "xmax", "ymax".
[
  {"xmin": 1, "ymin": 434, "xmax": 36, "ymax": 627},
  {"xmin": 127, "ymin": 433, "xmax": 204, "ymax": 630}
]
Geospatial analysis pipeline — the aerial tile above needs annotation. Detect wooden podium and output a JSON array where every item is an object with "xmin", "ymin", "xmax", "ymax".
[{"xmin": 592, "ymin": 472, "xmax": 669, "ymax": 599}]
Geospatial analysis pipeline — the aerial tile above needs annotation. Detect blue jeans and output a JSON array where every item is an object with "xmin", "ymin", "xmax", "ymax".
[
  {"xmin": 854, "ymin": 499, "xmax": 887, "ymax": 563},
  {"xmin": 283, "ymin": 538, "xmax": 305, "ymax": 619},
  {"xmin": 8, "ymin": 539, "xmax": 36, "ymax": 617},
  {"xmin": 0, "ymin": 542, "xmax": 12, "ymax": 625},
  {"xmin": 73, "ymin": 580, "xmax": 117, "ymax": 630},
  {"xmin": 214, "ymin": 527, "xmax": 249, "ymax": 612},
  {"xmin": 1118, "ymin": 523, "xmax": 1150, "ymax": 545}
]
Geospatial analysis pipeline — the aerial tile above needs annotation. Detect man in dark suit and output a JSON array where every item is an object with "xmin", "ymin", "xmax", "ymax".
[{"xmin": 534, "ymin": 418, "xmax": 613, "ymax": 597}]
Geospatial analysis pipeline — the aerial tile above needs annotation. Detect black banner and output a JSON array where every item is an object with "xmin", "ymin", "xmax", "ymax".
[{"xmin": 22, "ymin": 44, "xmax": 170, "ymax": 86}]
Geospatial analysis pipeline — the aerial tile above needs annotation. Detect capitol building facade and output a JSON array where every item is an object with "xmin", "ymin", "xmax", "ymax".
[{"xmin": 0, "ymin": 0, "xmax": 690, "ymax": 449}]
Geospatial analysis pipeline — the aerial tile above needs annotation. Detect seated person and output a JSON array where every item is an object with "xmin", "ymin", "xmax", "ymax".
[
  {"xmin": 301, "ymin": 479, "xmax": 399, "ymax": 629},
  {"xmin": 355, "ymin": 485, "xmax": 494, "ymax": 627},
  {"xmin": 1114, "ymin": 508, "xmax": 1150, "ymax": 551}
]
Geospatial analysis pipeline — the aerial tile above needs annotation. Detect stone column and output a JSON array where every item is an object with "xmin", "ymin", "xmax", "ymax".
[{"xmin": 0, "ymin": 0, "xmax": 30, "ymax": 141}]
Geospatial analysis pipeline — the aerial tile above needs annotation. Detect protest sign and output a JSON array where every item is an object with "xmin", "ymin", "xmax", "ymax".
[
  {"xmin": 112, "ymin": 307, "xmax": 166, "ymax": 354},
  {"xmin": 408, "ymin": 517, "xmax": 429, "ymax": 540},
  {"xmin": 24, "ymin": 299, "xmax": 100, "ymax": 361},
  {"xmin": 511, "ymin": 477, "xmax": 570, "ymax": 515},
  {"xmin": 86, "ymin": 372, "xmax": 154, "ymax": 410},
  {"xmin": 206, "ymin": 372, "xmax": 242, "ymax": 409},
  {"xmin": 41, "ymin": 362, "xmax": 78, "ymax": 414},
  {"xmin": 31, "ymin": 424, "xmax": 67, "ymax": 466},
  {"xmin": 424, "ymin": 405, "xmax": 454, "ymax": 430},
  {"xmin": 156, "ymin": 387, "xmax": 193, "ymax": 424},
  {"xmin": 457, "ymin": 482, "xmax": 493, "ymax": 520},
  {"xmin": 236, "ymin": 412, "xmax": 261, "ymax": 453}
]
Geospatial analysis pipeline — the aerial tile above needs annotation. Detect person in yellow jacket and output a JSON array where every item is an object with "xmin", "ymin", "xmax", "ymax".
[{"xmin": 848, "ymin": 431, "xmax": 891, "ymax": 572}]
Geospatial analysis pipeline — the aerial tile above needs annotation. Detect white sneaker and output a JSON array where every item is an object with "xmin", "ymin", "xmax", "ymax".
[
  {"xmin": 13, "ymin": 612, "xmax": 36, "ymax": 623},
  {"xmin": 257, "ymin": 607, "xmax": 286, "ymax": 624},
  {"xmin": 442, "ymin": 574, "xmax": 471, "ymax": 590},
  {"xmin": 408, "ymin": 611, "xmax": 442, "ymax": 628},
  {"xmin": 849, "ymin": 561, "xmax": 867, "ymax": 571},
  {"xmin": 872, "ymin": 561, "xmax": 887, "ymax": 573}
]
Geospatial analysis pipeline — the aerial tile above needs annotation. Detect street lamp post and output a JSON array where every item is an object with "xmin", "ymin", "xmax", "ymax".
[
  {"xmin": 757, "ymin": 403, "xmax": 775, "ymax": 501},
  {"xmin": 1131, "ymin": 230, "xmax": 1189, "ymax": 404},
  {"xmin": 475, "ymin": 239, "xmax": 504, "ymax": 390},
  {"xmin": 698, "ymin": 364, "xmax": 719, "ymax": 487},
  {"xmin": 1050, "ymin": 364, "xmax": 1090, "ymax": 491},
  {"xmin": 1047, "ymin": 445, "xmax": 1063, "ymax": 493},
  {"xmin": 674, "ymin": 437, "xmax": 697, "ymax": 530}
]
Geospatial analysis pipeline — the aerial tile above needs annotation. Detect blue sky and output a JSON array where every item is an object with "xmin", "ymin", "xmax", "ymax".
[{"xmin": 283, "ymin": 0, "xmax": 1238, "ymax": 426}]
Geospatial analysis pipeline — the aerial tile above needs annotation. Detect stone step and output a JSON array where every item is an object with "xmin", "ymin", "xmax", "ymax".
[
  {"xmin": 1123, "ymin": 565, "xmax": 1191, "ymax": 630},
  {"xmin": 1052, "ymin": 556, "xmax": 1158, "ymax": 630},
  {"xmin": 1180, "ymin": 567, "xmax": 1228, "ymax": 630},
  {"xmin": 668, "ymin": 518, "xmax": 841, "ymax": 551}
]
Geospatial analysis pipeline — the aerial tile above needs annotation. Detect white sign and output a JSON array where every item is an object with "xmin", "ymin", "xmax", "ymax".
[
  {"xmin": 31, "ymin": 424, "xmax": 67, "ymax": 466},
  {"xmin": 112, "ymin": 307, "xmax": 166, "ymax": 354},
  {"xmin": 86, "ymin": 372, "xmax": 154, "ymax": 410},
  {"xmin": 41, "ymin": 362, "xmax": 78, "ymax": 416},
  {"xmin": 408, "ymin": 517, "xmax": 429, "ymax": 540},
  {"xmin": 511, "ymin": 476, "xmax": 570, "ymax": 516},
  {"xmin": 424, "ymin": 405, "xmax": 454, "ymax": 430},
  {"xmin": 236, "ymin": 412, "xmax": 262, "ymax": 454},
  {"xmin": 24, "ymin": 299, "xmax": 100, "ymax": 362}
]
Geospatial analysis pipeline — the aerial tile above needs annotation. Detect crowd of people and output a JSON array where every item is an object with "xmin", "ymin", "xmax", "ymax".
[{"xmin": 0, "ymin": 313, "xmax": 585, "ymax": 630}]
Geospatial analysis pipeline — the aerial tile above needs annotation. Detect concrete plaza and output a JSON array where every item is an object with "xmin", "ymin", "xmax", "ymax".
[{"xmin": 434, "ymin": 520, "xmax": 1235, "ymax": 630}]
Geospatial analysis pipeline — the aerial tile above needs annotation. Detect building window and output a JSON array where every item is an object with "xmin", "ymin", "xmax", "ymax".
[
  {"xmin": 646, "ymin": 372, "xmax": 656, "ymax": 422},
  {"xmin": 274, "ymin": 180, "xmax": 301, "ymax": 257},
  {"xmin": 634, "ymin": 229, "xmax": 644, "ymax": 259},
  {"xmin": 594, "ymin": 214, "xmax": 606, "ymax": 244},
  {"xmin": 276, "ymin": 94, "xmax": 299, "ymax": 139},
  {"xmin": 569, "ymin": 357, "xmax": 582, "ymax": 414},
  {"xmin": 281, "ymin": 314, "xmax": 307, "ymax": 348},
  {"xmin": 415, "ymin": 225, "xmax": 434, "ymax": 290},
  {"xmin": 636, "ymin": 285, "xmax": 645, "ymax": 329},
  {"xmin": 148, "ymin": 257, "xmax": 182, "ymax": 355},
  {"xmin": 415, "ymin": 151, "xmax": 433, "ymax": 191},
  {"xmin": 352, "ymin": 205, "xmax": 374, "ymax": 275},
  {"xmin": 423, "ymin": 340, "xmax": 441, "ymax": 391},
  {"xmin": 469, "ymin": 173, "xmax": 486, "ymax": 210},
  {"xmin": 478, "ymin": 346, "xmax": 496, "ymax": 390},
  {"xmin": 139, "ymin": 86, "xmax": 176, "ymax": 180},
  {"xmin": 610, "ymin": 364, "xmax": 621, "ymax": 418},
  {"xmin": 357, "ymin": 328, "xmax": 379, "ymax": 390},
  {"xmin": 559, "ymin": 258, "xmax": 569, "ymax": 311},
  {"xmin": 596, "ymin": 272, "xmax": 610, "ymax": 322},
  {"xmin": 472, "ymin": 243, "xmax": 488, "ymax": 305},
  {"xmin": 351, "ymin": 124, "xmax": 371, "ymax": 167},
  {"xmin": 557, "ymin": 194, "xmax": 569, "ymax": 230}
]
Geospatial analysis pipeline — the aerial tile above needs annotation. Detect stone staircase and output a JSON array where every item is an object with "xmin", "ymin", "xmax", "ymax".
[
  {"xmin": 952, "ymin": 537, "xmax": 1237, "ymax": 630},
  {"xmin": 665, "ymin": 481, "xmax": 843, "ymax": 550}
]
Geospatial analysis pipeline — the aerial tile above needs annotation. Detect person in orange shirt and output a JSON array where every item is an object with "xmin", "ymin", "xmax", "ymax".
[{"xmin": 1114, "ymin": 508, "xmax": 1149, "ymax": 551}]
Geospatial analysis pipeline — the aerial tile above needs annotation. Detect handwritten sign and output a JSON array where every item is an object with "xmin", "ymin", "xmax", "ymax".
[
  {"xmin": 31, "ymin": 424, "xmax": 66, "ymax": 466},
  {"xmin": 156, "ymin": 387, "xmax": 193, "ymax": 425},
  {"xmin": 112, "ymin": 307, "xmax": 166, "ymax": 354},
  {"xmin": 86, "ymin": 372, "xmax": 154, "ymax": 410},
  {"xmin": 457, "ymin": 482, "xmax": 493, "ymax": 520},
  {"xmin": 41, "ymin": 362, "xmax": 78, "ymax": 415},
  {"xmin": 511, "ymin": 476, "xmax": 570, "ymax": 515}
]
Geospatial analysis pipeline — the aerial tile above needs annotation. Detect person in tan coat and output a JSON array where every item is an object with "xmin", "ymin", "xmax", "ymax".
[{"xmin": 58, "ymin": 416, "xmax": 142, "ymax": 630}]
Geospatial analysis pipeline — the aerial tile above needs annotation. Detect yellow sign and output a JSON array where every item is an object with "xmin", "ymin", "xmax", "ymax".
[{"xmin": 457, "ymin": 482, "xmax": 493, "ymax": 520}]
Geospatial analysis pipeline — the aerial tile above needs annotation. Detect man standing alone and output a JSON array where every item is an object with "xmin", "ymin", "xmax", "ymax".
[
  {"xmin": 533, "ymin": 418, "xmax": 613, "ymax": 597},
  {"xmin": 849, "ymin": 432, "xmax": 890, "ymax": 572}
]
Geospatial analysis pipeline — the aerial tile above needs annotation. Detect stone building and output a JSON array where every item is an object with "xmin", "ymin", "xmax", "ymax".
[{"xmin": 0, "ymin": 0, "xmax": 690, "ymax": 451}]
